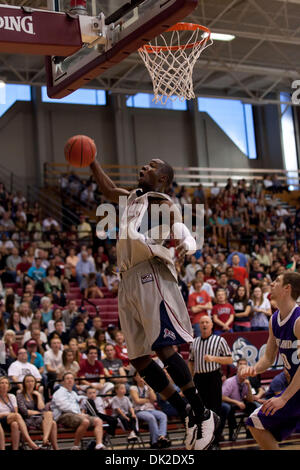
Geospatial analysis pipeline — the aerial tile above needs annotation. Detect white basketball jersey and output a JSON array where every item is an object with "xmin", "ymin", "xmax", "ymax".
[{"xmin": 116, "ymin": 189, "xmax": 182, "ymax": 280}]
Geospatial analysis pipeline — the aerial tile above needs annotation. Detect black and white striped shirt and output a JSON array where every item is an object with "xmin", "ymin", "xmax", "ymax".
[{"xmin": 189, "ymin": 334, "xmax": 232, "ymax": 374}]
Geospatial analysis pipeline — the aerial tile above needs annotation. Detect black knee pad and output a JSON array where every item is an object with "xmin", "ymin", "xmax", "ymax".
[
  {"xmin": 163, "ymin": 352, "xmax": 191, "ymax": 388},
  {"xmin": 139, "ymin": 360, "xmax": 170, "ymax": 393}
]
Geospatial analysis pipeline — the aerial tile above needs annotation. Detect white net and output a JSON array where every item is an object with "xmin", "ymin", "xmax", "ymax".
[{"xmin": 138, "ymin": 24, "xmax": 213, "ymax": 105}]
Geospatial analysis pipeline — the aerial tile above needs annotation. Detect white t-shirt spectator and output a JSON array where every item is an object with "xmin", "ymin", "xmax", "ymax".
[
  {"xmin": 42, "ymin": 218, "xmax": 60, "ymax": 231},
  {"xmin": 8, "ymin": 360, "xmax": 42, "ymax": 381},
  {"xmin": 44, "ymin": 349, "xmax": 63, "ymax": 370}
]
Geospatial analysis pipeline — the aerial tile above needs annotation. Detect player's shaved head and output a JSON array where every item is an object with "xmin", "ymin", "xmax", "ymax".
[{"xmin": 157, "ymin": 160, "xmax": 174, "ymax": 187}]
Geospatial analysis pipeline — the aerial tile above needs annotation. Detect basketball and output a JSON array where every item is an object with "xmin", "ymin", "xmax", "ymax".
[{"xmin": 64, "ymin": 135, "xmax": 96, "ymax": 168}]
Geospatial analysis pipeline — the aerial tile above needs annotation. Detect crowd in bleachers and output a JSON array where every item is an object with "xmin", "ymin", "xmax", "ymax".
[{"xmin": 0, "ymin": 173, "xmax": 299, "ymax": 449}]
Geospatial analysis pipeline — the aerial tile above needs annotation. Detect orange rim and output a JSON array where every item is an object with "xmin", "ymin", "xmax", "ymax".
[{"xmin": 138, "ymin": 23, "xmax": 211, "ymax": 53}]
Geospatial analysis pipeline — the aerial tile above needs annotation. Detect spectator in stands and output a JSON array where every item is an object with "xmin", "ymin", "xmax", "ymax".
[
  {"xmin": 250, "ymin": 286, "xmax": 272, "ymax": 331},
  {"xmin": 249, "ymin": 259, "xmax": 266, "ymax": 288},
  {"xmin": 42, "ymin": 216, "xmax": 60, "ymax": 233},
  {"xmin": 216, "ymin": 272, "xmax": 235, "ymax": 302},
  {"xmin": 27, "ymin": 258, "xmax": 46, "ymax": 292},
  {"xmin": 77, "ymin": 215, "xmax": 92, "ymax": 241},
  {"xmin": 130, "ymin": 372, "xmax": 170, "ymax": 449},
  {"xmin": 221, "ymin": 358, "xmax": 258, "ymax": 440},
  {"xmin": 102, "ymin": 343, "xmax": 127, "ymax": 386},
  {"xmin": 69, "ymin": 318, "xmax": 89, "ymax": 351},
  {"xmin": 66, "ymin": 248, "xmax": 79, "ymax": 279},
  {"xmin": 185, "ymin": 255, "xmax": 201, "ymax": 285},
  {"xmin": 88, "ymin": 316, "xmax": 103, "ymax": 338},
  {"xmin": 62, "ymin": 299, "xmax": 79, "ymax": 329},
  {"xmin": 51, "ymin": 372, "xmax": 105, "ymax": 450},
  {"xmin": 23, "ymin": 327, "xmax": 47, "ymax": 356},
  {"xmin": 231, "ymin": 285, "xmax": 252, "ymax": 332},
  {"xmin": 44, "ymin": 338, "xmax": 63, "ymax": 393},
  {"xmin": 111, "ymin": 383, "xmax": 138, "ymax": 442},
  {"xmin": 8, "ymin": 347, "xmax": 42, "ymax": 392},
  {"xmin": 83, "ymin": 385, "xmax": 118, "ymax": 438},
  {"xmin": 84, "ymin": 273, "xmax": 104, "ymax": 299},
  {"xmin": 68, "ymin": 338, "xmax": 82, "ymax": 364},
  {"xmin": 114, "ymin": 331, "xmax": 130, "ymax": 370},
  {"xmin": 48, "ymin": 319, "xmax": 69, "ymax": 346},
  {"xmin": 17, "ymin": 374, "xmax": 58, "ymax": 450},
  {"xmin": 212, "ymin": 288, "xmax": 235, "ymax": 335},
  {"xmin": 6, "ymin": 247, "xmax": 21, "ymax": 282},
  {"xmin": 210, "ymin": 182, "xmax": 220, "ymax": 199},
  {"xmin": 7, "ymin": 311, "xmax": 26, "ymax": 338},
  {"xmin": 47, "ymin": 308, "xmax": 66, "ymax": 334},
  {"xmin": 25, "ymin": 339, "xmax": 44, "ymax": 375},
  {"xmin": 76, "ymin": 251, "xmax": 98, "ymax": 290},
  {"xmin": 0, "ymin": 375, "xmax": 40, "ymax": 450},
  {"xmin": 56, "ymin": 348, "xmax": 80, "ymax": 381},
  {"xmin": 188, "ymin": 279, "xmax": 212, "ymax": 337},
  {"xmin": 40, "ymin": 296, "xmax": 53, "ymax": 326},
  {"xmin": 18, "ymin": 302, "xmax": 33, "ymax": 329},
  {"xmin": 2, "ymin": 330, "xmax": 18, "ymax": 370},
  {"xmin": 231, "ymin": 254, "xmax": 249, "ymax": 296},
  {"xmin": 189, "ymin": 270, "xmax": 215, "ymax": 299},
  {"xmin": 203, "ymin": 263, "xmax": 217, "ymax": 290},
  {"xmin": 78, "ymin": 345, "xmax": 114, "ymax": 396},
  {"xmin": 101, "ymin": 265, "xmax": 119, "ymax": 295},
  {"xmin": 94, "ymin": 329, "xmax": 107, "ymax": 359},
  {"xmin": 44, "ymin": 268, "xmax": 62, "ymax": 294},
  {"xmin": 22, "ymin": 284, "xmax": 40, "ymax": 310}
]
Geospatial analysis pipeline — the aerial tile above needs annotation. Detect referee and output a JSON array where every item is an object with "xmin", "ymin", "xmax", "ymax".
[{"xmin": 188, "ymin": 315, "xmax": 233, "ymax": 441}]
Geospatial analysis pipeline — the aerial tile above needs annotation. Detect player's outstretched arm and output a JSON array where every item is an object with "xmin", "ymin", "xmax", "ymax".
[
  {"xmin": 90, "ymin": 159, "xmax": 129, "ymax": 204},
  {"xmin": 240, "ymin": 318, "xmax": 278, "ymax": 378}
]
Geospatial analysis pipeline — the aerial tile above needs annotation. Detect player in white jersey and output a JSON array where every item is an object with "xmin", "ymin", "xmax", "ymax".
[{"xmin": 90, "ymin": 157, "xmax": 219, "ymax": 450}]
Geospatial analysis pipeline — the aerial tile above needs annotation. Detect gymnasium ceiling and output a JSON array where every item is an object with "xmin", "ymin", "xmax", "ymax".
[{"xmin": 0, "ymin": 0, "xmax": 300, "ymax": 104}]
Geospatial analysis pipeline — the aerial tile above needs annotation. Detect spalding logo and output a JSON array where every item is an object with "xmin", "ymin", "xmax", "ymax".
[{"xmin": 0, "ymin": 16, "xmax": 35, "ymax": 35}]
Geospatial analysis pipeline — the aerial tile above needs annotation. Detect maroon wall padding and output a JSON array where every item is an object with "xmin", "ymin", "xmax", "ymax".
[
  {"xmin": 46, "ymin": 0, "xmax": 198, "ymax": 98},
  {"xmin": 0, "ymin": 6, "xmax": 82, "ymax": 56}
]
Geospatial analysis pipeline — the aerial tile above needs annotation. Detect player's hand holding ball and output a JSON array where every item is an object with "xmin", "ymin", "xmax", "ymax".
[{"xmin": 64, "ymin": 135, "xmax": 97, "ymax": 167}]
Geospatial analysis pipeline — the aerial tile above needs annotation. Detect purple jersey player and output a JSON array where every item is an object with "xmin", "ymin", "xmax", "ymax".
[{"xmin": 240, "ymin": 272, "xmax": 300, "ymax": 450}]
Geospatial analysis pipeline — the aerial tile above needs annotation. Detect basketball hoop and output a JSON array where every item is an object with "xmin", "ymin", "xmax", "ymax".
[{"xmin": 138, "ymin": 23, "xmax": 213, "ymax": 105}]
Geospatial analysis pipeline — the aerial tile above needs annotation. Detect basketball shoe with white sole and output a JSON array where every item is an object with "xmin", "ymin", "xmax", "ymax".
[
  {"xmin": 194, "ymin": 410, "xmax": 220, "ymax": 450},
  {"xmin": 184, "ymin": 408, "xmax": 220, "ymax": 450}
]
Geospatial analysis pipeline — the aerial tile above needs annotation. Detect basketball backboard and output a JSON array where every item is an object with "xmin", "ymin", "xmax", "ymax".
[{"xmin": 45, "ymin": 0, "xmax": 198, "ymax": 99}]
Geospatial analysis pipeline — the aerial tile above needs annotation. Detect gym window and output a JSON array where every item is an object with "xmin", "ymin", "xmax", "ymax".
[
  {"xmin": 198, "ymin": 97, "xmax": 257, "ymax": 159},
  {"xmin": 0, "ymin": 84, "xmax": 31, "ymax": 117},
  {"xmin": 41, "ymin": 87, "xmax": 106, "ymax": 105}
]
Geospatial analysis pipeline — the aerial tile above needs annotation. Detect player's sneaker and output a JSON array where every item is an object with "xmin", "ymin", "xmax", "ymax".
[
  {"xmin": 184, "ymin": 408, "xmax": 198, "ymax": 450},
  {"xmin": 194, "ymin": 410, "xmax": 220, "ymax": 450}
]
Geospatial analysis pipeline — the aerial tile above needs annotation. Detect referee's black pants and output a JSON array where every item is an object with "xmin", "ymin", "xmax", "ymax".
[
  {"xmin": 193, "ymin": 369, "xmax": 222, "ymax": 417},
  {"xmin": 194, "ymin": 369, "xmax": 222, "ymax": 442}
]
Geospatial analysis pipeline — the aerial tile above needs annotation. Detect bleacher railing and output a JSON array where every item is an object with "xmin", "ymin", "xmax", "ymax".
[{"xmin": 44, "ymin": 162, "xmax": 300, "ymax": 189}]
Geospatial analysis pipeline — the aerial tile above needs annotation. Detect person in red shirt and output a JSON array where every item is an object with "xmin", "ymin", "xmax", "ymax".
[
  {"xmin": 212, "ymin": 288, "xmax": 235, "ymax": 335},
  {"xmin": 16, "ymin": 254, "xmax": 32, "ymax": 285},
  {"xmin": 114, "ymin": 331, "xmax": 130, "ymax": 370},
  {"xmin": 78, "ymin": 345, "xmax": 114, "ymax": 395},
  {"xmin": 232, "ymin": 254, "xmax": 249, "ymax": 296},
  {"xmin": 188, "ymin": 280, "xmax": 212, "ymax": 337}
]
